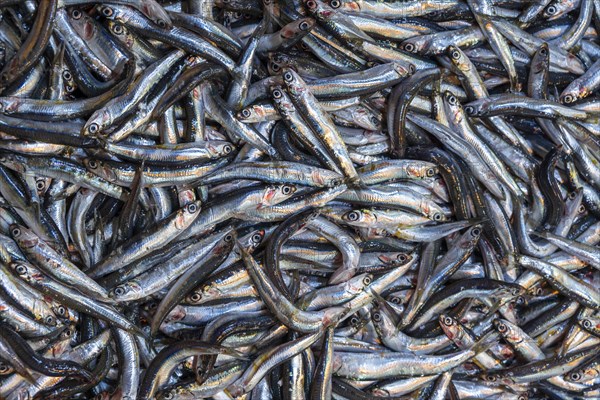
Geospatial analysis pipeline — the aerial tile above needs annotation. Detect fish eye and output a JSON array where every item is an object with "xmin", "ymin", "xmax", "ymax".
[
  {"xmin": 403, "ymin": 43, "xmax": 415, "ymax": 53},
  {"xmin": 471, "ymin": 227, "xmax": 481, "ymax": 237},
  {"xmin": 112, "ymin": 24, "xmax": 124, "ymax": 34},
  {"xmin": 57, "ymin": 306, "xmax": 67, "ymax": 316},
  {"xmin": 241, "ymin": 108, "xmax": 251, "ymax": 118},
  {"xmin": 0, "ymin": 363, "xmax": 10, "ymax": 373},
  {"xmin": 11, "ymin": 227, "xmax": 21, "ymax": 237},
  {"xmin": 408, "ymin": 64, "xmax": 416, "ymax": 74},
  {"xmin": 390, "ymin": 296, "xmax": 401, "ymax": 304},
  {"xmin": 101, "ymin": 6, "xmax": 114, "ymax": 17},
  {"xmin": 485, "ymin": 374, "xmax": 496, "ymax": 382},
  {"xmin": 546, "ymin": 5, "xmax": 557, "ymax": 15},
  {"xmin": 71, "ymin": 9, "xmax": 82, "ymax": 19},
  {"xmin": 513, "ymin": 286, "xmax": 523, "ymax": 295},
  {"xmin": 397, "ymin": 254, "xmax": 408, "ymax": 263},
  {"xmin": 496, "ymin": 322, "xmax": 507, "ymax": 332},
  {"xmin": 62, "ymin": 70, "xmax": 72, "ymax": 81},
  {"xmin": 283, "ymin": 71, "xmax": 294, "ymax": 82},
  {"xmin": 66, "ymin": 84, "xmax": 76, "ymax": 93},
  {"xmin": 578, "ymin": 205, "xmax": 586, "ymax": 214},
  {"xmin": 582, "ymin": 319, "xmax": 592, "ymax": 329},
  {"xmin": 363, "ymin": 276, "xmax": 372, "ymax": 285},
  {"xmin": 330, "ymin": 0, "xmax": 341, "ymax": 8},
  {"xmin": 189, "ymin": 293, "xmax": 202, "ymax": 303},
  {"xmin": 447, "ymin": 95, "xmax": 457, "ymax": 105},
  {"xmin": 570, "ymin": 372, "xmax": 581, "ymax": 381},
  {"xmin": 346, "ymin": 211, "xmax": 360, "ymax": 221},
  {"xmin": 306, "ymin": 0, "xmax": 317, "ymax": 9},
  {"xmin": 299, "ymin": 20, "xmax": 311, "ymax": 30},
  {"xmin": 350, "ymin": 316, "xmax": 359, "ymax": 325},
  {"xmin": 562, "ymin": 94, "xmax": 574, "ymax": 104},
  {"xmin": 45, "ymin": 315, "xmax": 55, "ymax": 325},
  {"xmin": 433, "ymin": 213, "xmax": 443, "ymax": 221},
  {"xmin": 252, "ymin": 233, "xmax": 263, "ymax": 243},
  {"xmin": 270, "ymin": 62, "xmax": 281, "ymax": 72},
  {"xmin": 224, "ymin": 233, "xmax": 233, "ymax": 242},
  {"xmin": 87, "ymin": 159, "xmax": 98, "ymax": 169},
  {"xmin": 186, "ymin": 203, "xmax": 199, "ymax": 213},
  {"xmin": 282, "ymin": 185, "xmax": 293, "ymax": 195},
  {"xmin": 162, "ymin": 391, "xmax": 174, "ymax": 400},
  {"xmin": 114, "ymin": 286, "xmax": 126, "ymax": 296},
  {"xmin": 426, "ymin": 168, "xmax": 436, "ymax": 177},
  {"xmin": 14, "ymin": 264, "xmax": 26, "ymax": 275},
  {"xmin": 36, "ymin": 180, "xmax": 46, "ymax": 191},
  {"xmin": 156, "ymin": 19, "xmax": 167, "ymax": 28},
  {"xmin": 372, "ymin": 312, "xmax": 381, "ymax": 322},
  {"xmin": 539, "ymin": 47, "xmax": 548, "ymax": 56},
  {"xmin": 464, "ymin": 106, "xmax": 474, "ymax": 114},
  {"xmin": 272, "ymin": 88, "xmax": 283, "ymax": 99},
  {"xmin": 87, "ymin": 123, "xmax": 99, "ymax": 134},
  {"xmin": 222, "ymin": 144, "xmax": 233, "ymax": 154},
  {"xmin": 451, "ymin": 50, "xmax": 460, "ymax": 60}
]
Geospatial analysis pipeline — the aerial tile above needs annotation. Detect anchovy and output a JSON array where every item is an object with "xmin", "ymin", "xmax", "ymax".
[{"xmin": 0, "ymin": 2, "xmax": 596, "ymax": 399}]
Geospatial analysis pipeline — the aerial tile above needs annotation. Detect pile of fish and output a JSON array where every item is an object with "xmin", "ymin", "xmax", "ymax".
[{"xmin": 0, "ymin": 0, "xmax": 599, "ymax": 399}]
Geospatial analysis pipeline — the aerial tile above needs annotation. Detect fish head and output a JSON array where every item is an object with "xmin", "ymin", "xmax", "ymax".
[
  {"xmin": 84, "ymin": 158, "xmax": 119, "ymax": 183},
  {"xmin": 110, "ymin": 281, "xmax": 142, "ymax": 301},
  {"xmin": 281, "ymin": 67, "xmax": 306, "ymax": 97},
  {"xmin": 210, "ymin": 141, "xmax": 236, "ymax": 157},
  {"xmin": 480, "ymin": 371, "xmax": 513, "ymax": 385},
  {"xmin": 560, "ymin": 83, "xmax": 587, "ymax": 105},
  {"xmin": 0, "ymin": 97, "xmax": 22, "ymax": 114},
  {"xmin": 261, "ymin": 184, "xmax": 297, "ymax": 207},
  {"xmin": 107, "ymin": 21, "xmax": 134, "ymax": 48},
  {"xmin": 140, "ymin": 1, "xmax": 172, "ymax": 29},
  {"xmin": 0, "ymin": 152, "xmax": 27, "ymax": 173},
  {"xmin": 371, "ymin": 303, "xmax": 397, "ymax": 336},
  {"xmin": 399, "ymin": 37, "xmax": 425, "ymax": 54},
  {"xmin": 68, "ymin": 9, "xmax": 97, "ymax": 41},
  {"xmin": 342, "ymin": 209, "xmax": 368, "ymax": 225},
  {"xmin": 346, "ymin": 273, "xmax": 373, "ymax": 294},
  {"xmin": 282, "ymin": 17, "xmax": 315, "ymax": 39},
  {"xmin": 439, "ymin": 314, "xmax": 462, "ymax": 341},
  {"xmin": 83, "ymin": 109, "xmax": 111, "ymax": 136},
  {"xmin": 9, "ymin": 224, "xmax": 38, "ymax": 248},
  {"xmin": 237, "ymin": 105, "xmax": 261, "ymax": 122},
  {"xmin": 493, "ymin": 319, "xmax": 523, "ymax": 344}
]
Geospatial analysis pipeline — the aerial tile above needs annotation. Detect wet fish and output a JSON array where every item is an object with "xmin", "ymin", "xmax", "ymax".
[{"xmin": 0, "ymin": 1, "xmax": 596, "ymax": 399}]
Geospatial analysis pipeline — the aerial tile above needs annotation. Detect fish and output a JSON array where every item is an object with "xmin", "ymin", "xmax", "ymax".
[{"xmin": 0, "ymin": 1, "xmax": 597, "ymax": 399}]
